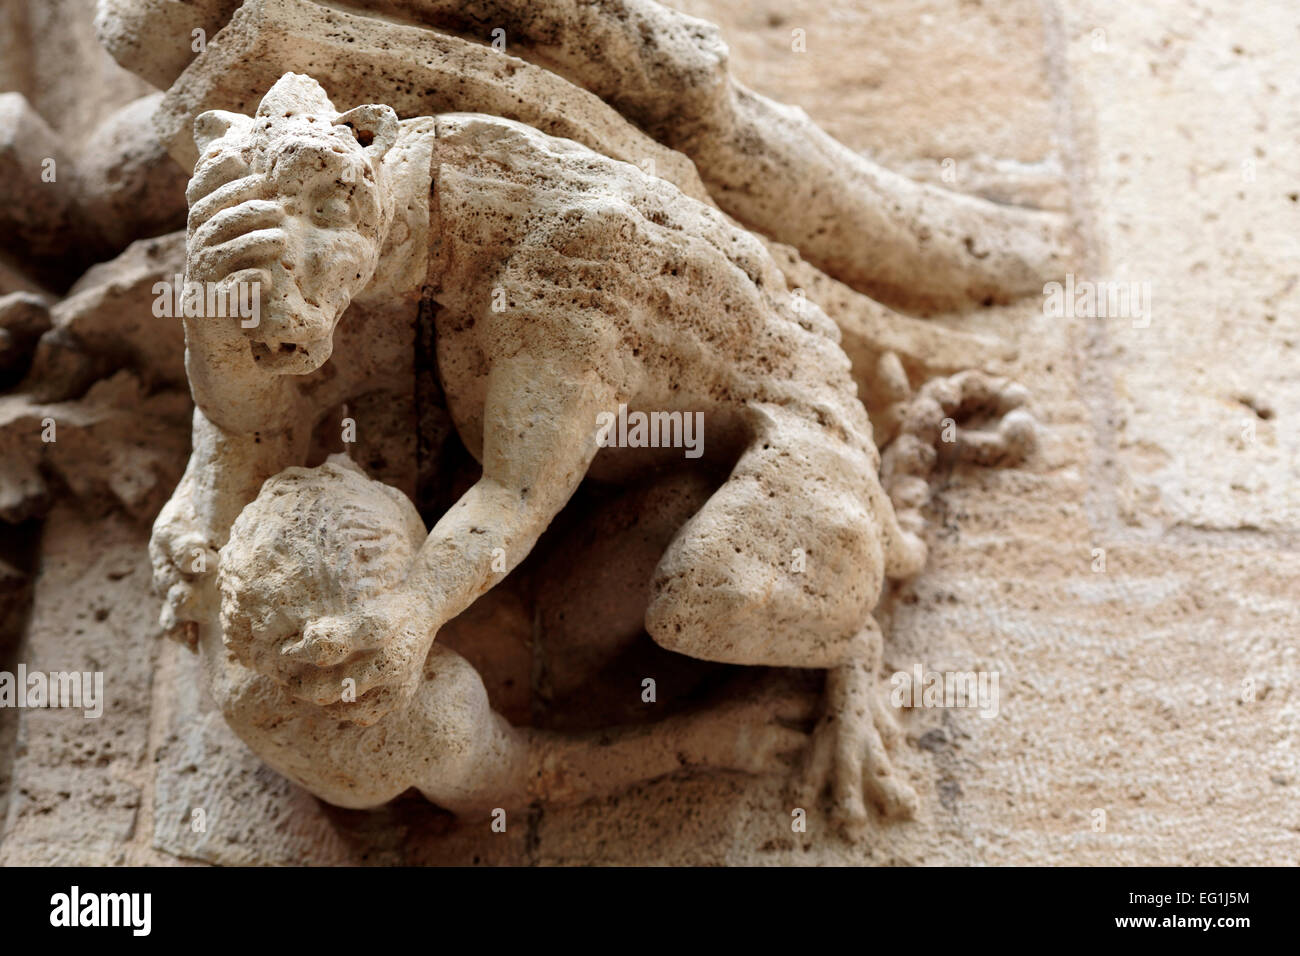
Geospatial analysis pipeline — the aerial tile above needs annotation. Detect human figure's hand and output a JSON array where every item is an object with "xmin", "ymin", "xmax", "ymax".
[{"xmin": 277, "ymin": 589, "xmax": 432, "ymax": 726}]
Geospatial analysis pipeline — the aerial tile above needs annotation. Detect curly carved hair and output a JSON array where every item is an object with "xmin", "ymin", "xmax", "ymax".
[{"xmin": 218, "ymin": 456, "xmax": 425, "ymax": 682}]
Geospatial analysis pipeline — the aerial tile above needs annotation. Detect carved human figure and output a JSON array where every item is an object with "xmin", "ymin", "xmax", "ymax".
[
  {"xmin": 214, "ymin": 456, "xmax": 808, "ymax": 810},
  {"xmin": 152, "ymin": 73, "xmax": 1035, "ymax": 824}
]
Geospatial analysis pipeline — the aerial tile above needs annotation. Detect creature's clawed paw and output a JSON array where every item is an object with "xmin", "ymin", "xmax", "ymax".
[
  {"xmin": 149, "ymin": 497, "xmax": 220, "ymax": 648},
  {"xmin": 791, "ymin": 662, "xmax": 918, "ymax": 830}
]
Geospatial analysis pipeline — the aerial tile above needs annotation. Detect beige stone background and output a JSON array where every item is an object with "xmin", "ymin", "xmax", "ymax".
[{"xmin": 0, "ymin": 0, "xmax": 1296, "ymax": 864}]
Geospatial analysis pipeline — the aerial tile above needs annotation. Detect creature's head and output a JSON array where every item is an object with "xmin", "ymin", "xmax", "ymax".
[
  {"xmin": 218, "ymin": 457, "xmax": 427, "ymax": 713},
  {"xmin": 187, "ymin": 73, "xmax": 400, "ymax": 374}
]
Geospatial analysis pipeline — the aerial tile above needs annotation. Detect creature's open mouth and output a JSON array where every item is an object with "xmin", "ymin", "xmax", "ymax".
[
  {"xmin": 249, "ymin": 339, "xmax": 307, "ymax": 364},
  {"xmin": 247, "ymin": 333, "xmax": 328, "ymax": 376},
  {"xmin": 224, "ymin": 254, "xmax": 336, "ymax": 373}
]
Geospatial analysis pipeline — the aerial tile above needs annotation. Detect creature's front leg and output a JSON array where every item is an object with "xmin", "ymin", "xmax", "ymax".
[
  {"xmin": 284, "ymin": 337, "xmax": 623, "ymax": 713},
  {"xmin": 152, "ymin": 174, "xmax": 312, "ymax": 645},
  {"xmin": 150, "ymin": 390, "xmax": 308, "ymax": 645}
]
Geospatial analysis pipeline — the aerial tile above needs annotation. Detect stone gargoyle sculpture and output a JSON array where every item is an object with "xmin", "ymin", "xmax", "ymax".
[
  {"xmin": 150, "ymin": 72, "xmax": 1037, "ymax": 826},
  {"xmin": 98, "ymin": 0, "xmax": 1070, "ymax": 313}
]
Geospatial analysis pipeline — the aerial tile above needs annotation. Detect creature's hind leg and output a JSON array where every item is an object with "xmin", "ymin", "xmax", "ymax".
[
  {"xmin": 646, "ymin": 403, "xmax": 917, "ymax": 823},
  {"xmin": 646, "ymin": 401, "xmax": 886, "ymax": 669}
]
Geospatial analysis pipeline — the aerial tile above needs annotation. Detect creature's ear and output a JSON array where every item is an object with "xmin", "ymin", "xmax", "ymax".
[
  {"xmin": 192, "ymin": 109, "xmax": 246, "ymax": 156},
  {"xmin": 335, "ymin": 104, "xmax": 400, "ymax": 161},
  {"xmin": 324, "ymin": 452, "xmax": 367, "ymax": 477}
]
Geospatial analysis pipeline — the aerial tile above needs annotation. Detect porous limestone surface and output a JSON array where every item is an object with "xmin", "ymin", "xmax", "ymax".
[{"xmin": 0, "ymin": 0, "xmax": 1295, "ymax": 866}]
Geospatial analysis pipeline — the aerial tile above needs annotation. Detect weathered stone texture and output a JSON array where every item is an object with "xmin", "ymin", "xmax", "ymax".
[{"xmin": 0, "ymin": 0, "xmax": 1295, "ymax": 866}]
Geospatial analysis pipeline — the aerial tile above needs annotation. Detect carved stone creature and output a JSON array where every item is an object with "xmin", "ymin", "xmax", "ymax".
[
  {"xmin": 98, "ymin": 0, "xmax": 1071, "ymax": 312},
  {"xmin": 99, "ymin": 0, "xmax": 1040, "ymax": 420},
  {"xmin": 151, "ymin": 74, "xmax": 1035, "ymax": 825}
]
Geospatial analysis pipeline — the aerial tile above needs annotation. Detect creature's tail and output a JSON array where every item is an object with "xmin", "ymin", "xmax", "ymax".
[{"xmin": 873, "ymin": 353, "xmax": 1038, "ymax": 580}]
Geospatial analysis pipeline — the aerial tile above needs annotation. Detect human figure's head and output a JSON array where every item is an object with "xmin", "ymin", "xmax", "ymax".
[
  {"xmin": 219, "ymin": 457, "xmax": 427, "ymax": 713},
  {"xmin": 187, "ymin": 73, "xmax": 400, "ymax": 374}
]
